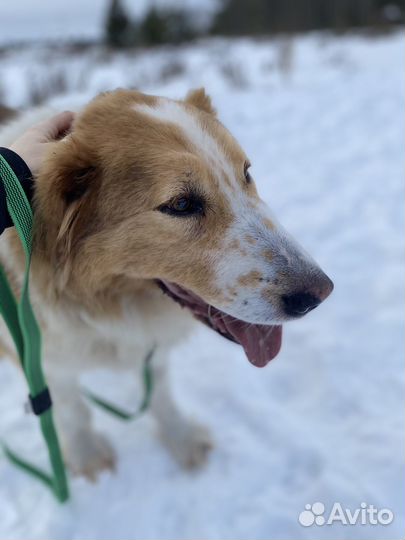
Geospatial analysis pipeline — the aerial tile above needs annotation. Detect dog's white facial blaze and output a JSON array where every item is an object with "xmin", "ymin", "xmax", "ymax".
[
  {"xmin": 134, "ymin": 99, "xmax": 236, "ymax": 183},
  {"xmin": 134, "ymin": 98, "xmax": 246, "ymax": 215},
  {"xmin": 134, "ymin": 98, "xmax": 328, "ymax": 324}
]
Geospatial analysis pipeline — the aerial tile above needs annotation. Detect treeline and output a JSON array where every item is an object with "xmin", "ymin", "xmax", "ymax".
[
  {"xmin": 213, "ymin": 0, "xmax": 404, "ymax": 34},
  {"xmin": 105, "ymin": 0, "xmax": 198, "ymax": 48},
  {"xmin": 105, "ymin": 0, "xmax": 404, "ymax": 48}
]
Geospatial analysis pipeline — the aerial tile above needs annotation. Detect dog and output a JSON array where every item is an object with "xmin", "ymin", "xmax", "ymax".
[{"xmin": 0, "ymin": 89, "xmax": 333, "ymax": 479}]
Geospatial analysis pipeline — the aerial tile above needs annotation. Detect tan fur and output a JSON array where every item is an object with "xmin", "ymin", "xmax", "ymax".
[
  {"xmin": 185, "ymin": 88, "xmax": 217, "ymax": 115},
  {"xmin": 245, "ymin": 234, "xmax": 258, "ymax": 245},
  {"xmin": 263, "ymin": 217, "xmax": 275, "ymax": 230},
  {"xmin": 238, "ymin": 270, "xmax": 264, "ymax": 287},
  {"xmin": 262, "ymin": 248, "xmax": 274, "ymax": 262}
]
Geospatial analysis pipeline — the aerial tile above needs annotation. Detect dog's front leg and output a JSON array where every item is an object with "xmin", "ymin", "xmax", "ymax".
[
  {"xmin": 47, "ymin": 372, "xmax": 116, "ymax": 481},
  {"xmin": 149, "ymin": 349, "xmax": 213, "ymax": 469}
]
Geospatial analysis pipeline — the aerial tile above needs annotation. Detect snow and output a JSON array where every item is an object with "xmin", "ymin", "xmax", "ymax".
[{"xmin": 0, "ymin": 31, "xmax": 404, "ymax": 539}]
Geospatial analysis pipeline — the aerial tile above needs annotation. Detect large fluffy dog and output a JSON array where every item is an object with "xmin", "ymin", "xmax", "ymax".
[{"xmin": 0, "ymin": 89, "xmax": 333, "ymax": 479}]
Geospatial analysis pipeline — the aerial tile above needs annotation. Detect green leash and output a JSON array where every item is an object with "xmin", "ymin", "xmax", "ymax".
[
  {"xmin": 0, "ymin": 155, "xmax": 69, "ymax": 502},
  {"xmin": 0, "ymin": 156, "xmax": 154, "ymax": 501},
  {"xmin": 84, "ymin": 348, "xmax": 154, "ymax": 421}
]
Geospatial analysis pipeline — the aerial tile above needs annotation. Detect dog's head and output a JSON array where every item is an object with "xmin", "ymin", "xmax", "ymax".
[{"xmin": 35, "ymin": 89, "xmax": 333, "ymax": 366}]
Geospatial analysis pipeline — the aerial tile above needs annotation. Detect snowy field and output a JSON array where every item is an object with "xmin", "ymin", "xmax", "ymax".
[{"xmin": 0, "ymin": 31, "xmax": 404, "ymax": 540}]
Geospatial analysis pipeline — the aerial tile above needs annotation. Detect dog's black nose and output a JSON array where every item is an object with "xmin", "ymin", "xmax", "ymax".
[{"xmin": 282, "ymin": 292, "xmax": 321, "ymax": 317}]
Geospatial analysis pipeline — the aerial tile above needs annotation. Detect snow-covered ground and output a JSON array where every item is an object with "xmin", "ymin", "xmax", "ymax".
[{"xmin": 0, "ymin": 31, "xmax": 404, "ymax": 540}]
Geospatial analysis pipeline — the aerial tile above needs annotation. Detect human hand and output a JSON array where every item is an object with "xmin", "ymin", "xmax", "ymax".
[{"xmin": 10, "ymin": 111, "xmax": 75, "ymax": 176}]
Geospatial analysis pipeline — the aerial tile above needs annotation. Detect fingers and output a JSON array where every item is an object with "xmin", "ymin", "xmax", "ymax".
[
  {"xmin": 51, "ymin": 110, "xmax": 75, "ymax": 138},
  {"xmin": 38, "ymin": 111, "xmax": 75, "ymax": 141}
]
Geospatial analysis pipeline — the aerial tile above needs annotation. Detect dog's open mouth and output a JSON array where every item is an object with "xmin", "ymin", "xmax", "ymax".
[{"xmin": 157, "ymin": 280, "xmax": 282, "ymax": 368}]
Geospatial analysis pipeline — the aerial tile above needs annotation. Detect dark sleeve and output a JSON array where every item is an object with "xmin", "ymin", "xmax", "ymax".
[{"xmin": 0, "ymin": 147, "xmax": 33, "ymax": 235}]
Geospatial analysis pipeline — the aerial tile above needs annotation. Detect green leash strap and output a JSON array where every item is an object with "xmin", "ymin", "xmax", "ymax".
[
  {"xmin": 0, "ymin": 155, "xmax": 69, "ymax": 502},
  {"xmin": 84, "ymin": 348, "xmax": 154, "ymax": 421},
  {"xmin": 0, "ymin": 266, "xmax": 24, "ymax": 360}
]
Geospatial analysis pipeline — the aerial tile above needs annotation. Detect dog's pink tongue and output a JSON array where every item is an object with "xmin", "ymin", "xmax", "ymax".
[
  {"xmin": 158, "ymin": 280, "xmax": 282, "ymax": 367},
  {"xmin": 223, "ymin": 320, "xmax": 282, "ymax": 367}
]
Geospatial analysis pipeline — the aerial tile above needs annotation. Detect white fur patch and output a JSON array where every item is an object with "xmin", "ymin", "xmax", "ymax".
[{"xmin": 134, "ymin": 99, "xmax": 238, "ymax": 190}]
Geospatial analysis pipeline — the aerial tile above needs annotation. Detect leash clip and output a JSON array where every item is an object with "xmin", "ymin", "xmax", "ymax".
[{"xmin": 29, "ymin": 387, "xmax": 52, "ymax": 416}]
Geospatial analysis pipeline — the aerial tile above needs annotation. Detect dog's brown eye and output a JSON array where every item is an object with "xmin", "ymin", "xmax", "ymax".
[
  {"xmin": 158, "ymin": 195, "xmax": 204, "ymax": 217},
  {"xmin": 173, "ymin": 197, "xmax": 191, "ymax": 212},
  {"xmin": 244, "ymin": 162, "xmax": 252, "ymax": 184}
]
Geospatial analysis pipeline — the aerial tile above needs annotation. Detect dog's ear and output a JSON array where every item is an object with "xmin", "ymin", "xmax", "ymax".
[
  {"xmin": 56, "ymin": 163, "xmax": 98, "ymax": 258},
  {"xmin": 34, "ymin": 135, "xmax": 99, "ymax": 283},
  {"xmin": 185, "ymin": 88, "xmax": 216, "ymax": 116}
]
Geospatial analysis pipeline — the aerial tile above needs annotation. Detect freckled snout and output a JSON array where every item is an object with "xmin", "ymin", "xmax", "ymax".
[{"xmin": 281, "ymin": 272, "xmax": 334, "ymax": 318}]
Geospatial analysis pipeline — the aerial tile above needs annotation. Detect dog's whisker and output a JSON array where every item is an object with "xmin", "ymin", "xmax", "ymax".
[{"xmin": 221, "ymin": 312, "xmax": 254, "ymax": 332}]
